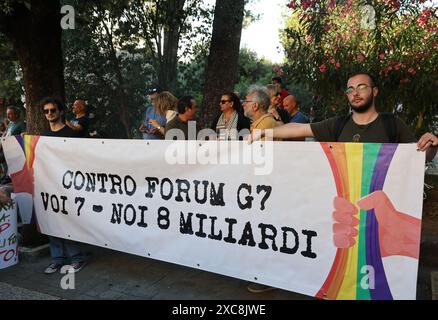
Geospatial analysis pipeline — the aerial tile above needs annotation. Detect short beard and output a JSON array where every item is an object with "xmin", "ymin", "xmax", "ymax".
[
  {"xmin": 48, "ymin": 116, "xmax": 61, "ymax": 123},
  {"xmin": 350, "ymin": 96, "xmax": 374, "ymax": 114}
]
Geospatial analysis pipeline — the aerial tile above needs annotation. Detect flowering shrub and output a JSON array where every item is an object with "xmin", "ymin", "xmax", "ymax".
[{"xmin": 282, "ymin": 0, "xmax": 437, "ymax": 133}]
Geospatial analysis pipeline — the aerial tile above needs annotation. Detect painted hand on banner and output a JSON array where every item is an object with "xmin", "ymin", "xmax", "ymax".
[{"xmin": 333, "ymin": 191, "xmax": 421, "ymax": 259}]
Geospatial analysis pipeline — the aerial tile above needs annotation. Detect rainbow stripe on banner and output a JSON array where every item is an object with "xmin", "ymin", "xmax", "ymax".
[
  {"xmin": 8, "ymin": 135, "xmax": 40, "ymax": 224},
  {"xmin": 19, "ymin": 135, "xmax": 40, "ymax": 176},
  {"xmin": 317, "ymin": 143, "xmax": 398, "ymax": 300}
]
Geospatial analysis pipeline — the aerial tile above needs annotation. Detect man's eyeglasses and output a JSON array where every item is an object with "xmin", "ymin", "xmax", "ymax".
[
  {"xmin": 345, "ymin": 83, "xmax": 373, "ymax": 95},
  {"xmin": 43, "ymin": 108, "xmax": 58, "ymax": 114},
  {"xmin": 220, "ymin": 100, "xmax": 231, "ymax": 104}
]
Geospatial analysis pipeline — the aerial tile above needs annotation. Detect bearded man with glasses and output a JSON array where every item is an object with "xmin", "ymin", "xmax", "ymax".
[
  {"xmin": 250, "ymin": 72, "xmax": 437, "ymax": 161},
  {"xmin": 247, "ymin": 72, "xmax": 438, "ymax": 294}
]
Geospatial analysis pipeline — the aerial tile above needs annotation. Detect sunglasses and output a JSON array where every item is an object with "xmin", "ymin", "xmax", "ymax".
[
  {"xmin": 43, "ymin": 108, "xmax": 58, "ymax": 114},
  {"xmin": 220, "ymin": 100, "xmax": 231, "ymax": 104}
]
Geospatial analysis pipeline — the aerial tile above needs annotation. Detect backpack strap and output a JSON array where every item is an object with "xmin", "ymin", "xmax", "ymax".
[
  {"xmin": 334, "ymin": 114, "xmax": 352, "ymax": 142},
  {"xmin": 380, "ymin": 113, "xmax": 398, "ymax": 143}
]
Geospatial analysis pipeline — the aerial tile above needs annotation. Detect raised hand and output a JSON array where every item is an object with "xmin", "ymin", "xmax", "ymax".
[
  {"xmin": 357, "ymin": 191, "xmax": 421, "ymax": 259},
  {"xmin": 332, "ymin": 192, "xmax": 421, "ymax": 260}
]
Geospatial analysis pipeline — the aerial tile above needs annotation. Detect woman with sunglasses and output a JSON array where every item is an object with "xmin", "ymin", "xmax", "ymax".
[
  {"xmin": 211, "ymin": 92, "xmax": 250, "ymax": 140},
  {"xmin": 266, "ymin": 84, "xmax": 290, "ymax": 125}
]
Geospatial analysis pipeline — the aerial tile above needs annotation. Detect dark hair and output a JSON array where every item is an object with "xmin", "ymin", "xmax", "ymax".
[
  {"xmin": 222, "ymin": 92, "xmax": 243, "ymax": 114},
  {"xmin": 272, "ymin": 76, "xmax": 283, "ymax": 84},
  {"xmin": 39, "ymin": 97, "xmax": 65, "ymax": 113},
  {"xmin": 6, "ymin": 105, "xmax": 21, "ymax": 115},
  {"xmin": 177, "ymin": 95, "xmax": 194, "ymax": 114},
  {"xmin": 347, "ymin": 72, "xmax": 377, "ymax": 87}
]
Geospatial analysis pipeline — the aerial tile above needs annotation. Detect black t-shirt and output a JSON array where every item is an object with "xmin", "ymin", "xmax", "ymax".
[
  {"xmin": 43, "ymin": 125, "xmax": 77, "ymax": 138},
  {"xmin": 310, "ymin": 115, "xmax": 416, "ymax": 143},
  {"xmin": 70, "ymin": 116, "xmax": 90, "ymax": 138}
]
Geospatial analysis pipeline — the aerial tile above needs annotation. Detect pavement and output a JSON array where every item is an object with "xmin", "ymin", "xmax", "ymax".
[
  {"xmin": 0, "ymin": 243, "xmax": 312, "ymax": 300},
  {"xmin": 0, "ymin": 233, "xmax": 436, "ymax": 300}
]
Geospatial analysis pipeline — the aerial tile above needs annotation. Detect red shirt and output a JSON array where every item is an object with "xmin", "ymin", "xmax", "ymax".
[{"xmin": 278, "ymin": 88, "xmax": 289, "ymax": 108}]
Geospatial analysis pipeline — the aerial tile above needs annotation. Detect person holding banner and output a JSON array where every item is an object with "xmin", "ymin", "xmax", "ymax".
[
  {"xmin": 40, "ymin": 97, "xmax": 88, "ymax": 274},
  {"xmin": 250, "ymin": 72, "xmax": 438, "ymax": 161},
  {"xmin": 247, "ymin": 72, "xmax": 437, "ymax": 294}
]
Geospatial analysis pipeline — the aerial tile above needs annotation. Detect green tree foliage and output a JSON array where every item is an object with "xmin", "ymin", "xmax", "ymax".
[
  {"xmin": 61, "ymin": 0, "xmax": 214, "ymax": 138},
  {"xmin": 235, "ymin": 48, "xmax": 274, "ymax": 95},
  {"xmin": 63, "ymin": 0, "xmax": 155, "ymax": 139},
  {"xmin": 282, "ymin": 0, "xmax": 438, "ymax": 134},
  {"xmin": 0, "ymin": 33, "xmax": 23, "ymax": 110},
  {"xmin": 124, "ymin": 0, "xmax": 213, "ymax": 92}
]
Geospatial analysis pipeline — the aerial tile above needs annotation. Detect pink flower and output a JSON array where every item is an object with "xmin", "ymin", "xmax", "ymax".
[
  {"xmin": 305, "ymin": 35, "xmax": 312, "ymax": 44},
  {"xmin": 302, "ymin": 0, "xmax": 312, "ymax": 10},
  {"xmin": 408, "ymin": 67, "xmax": 416, "ymax": 74},
  {"xmin": 418, "ymin": 16, "xmax": 427, "ymax": 28},
  {"xmin": 329, "ymin": 0, "xmax": 336, "ymax": 9},
  {"xmin": 395, "ymin": 63, "xmax": 401, "ymax": 70},
  {"xmin": 379, "ymin": 53, "xmax": 386, "ymax": 60},
  {"xmin": 388, "ymin": 66, "xmax": 393, "ymax": 71},
  {"xmin": 330, "ymin": 58, "xmax": 335, "ymax": 64},
  {"xmin": 319, "ymin": 63, "xmax": 327, "ymax": 73},
  {"xmin": 387, "ymin": 0, "xmax": 401, "ymax": 10},
  {"xmin": 357, "ymin": 53, "xmax": 365, "ymax": 62},
  {"xmin": 335, "ymin": 62, "xmax": 341, "ymax": 69},
  {"xmin": 287, "ymin": 1, "xmax": 296, "ymax": 9}
]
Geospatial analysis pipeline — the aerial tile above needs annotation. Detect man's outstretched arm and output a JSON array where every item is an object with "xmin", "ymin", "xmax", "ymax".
[{"xmin": 249, "ymin": 123, "xmax": 314, "ymax": 143}]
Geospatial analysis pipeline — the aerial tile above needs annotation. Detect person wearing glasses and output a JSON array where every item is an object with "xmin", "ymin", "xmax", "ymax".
[
  {"xmin": 39, "ymin": 97, "xmax": 88, "ymax": 274},
  {"xmin": 243, "ymin": 86, "xmax": 281, "ymax": 142},
  {"xmin": 247, "ymin": 72, "xmax": 438, "ymax": 294},
  {"xmin": 211, "ymin": 92, "xmax": 250, "ymax": 140},
  {"xmin": 250, "ymin": 72, "xmax": 437, "ymax": 162}
]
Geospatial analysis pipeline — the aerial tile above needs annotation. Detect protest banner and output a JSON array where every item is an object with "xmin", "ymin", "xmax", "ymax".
[
  {"xmin": 0, "ymin": 202, "xmax": 18, "ymax": 269},
  {"xmin": 3, "ymin": 136, "xmax": 425, "ymax": 299}
]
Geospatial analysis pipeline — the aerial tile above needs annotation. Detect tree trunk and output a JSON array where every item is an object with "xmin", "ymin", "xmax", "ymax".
[
  {"xmin": 199, "ymin": 0, "xmax": 245, "ymax": 129},
  {"xmin": 0, "ymin": 0, "xmax": 65, "ymax": 135},
  {"xmin": 158, "ymin": 0, "xmax": 185, "ymax": 92},
  {"xmin": 0, "ymin": 0, "xmax": 64, "ymax": 246}
]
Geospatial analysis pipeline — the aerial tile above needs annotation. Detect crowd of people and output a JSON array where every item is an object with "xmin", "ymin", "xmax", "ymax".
[
  {"xmin": 140, "ymin": 77, "xmax": 310, "ymax": 142},
  {"xmin": 0, "ymin": 72, "xmax": 437, "ymax": 294}
]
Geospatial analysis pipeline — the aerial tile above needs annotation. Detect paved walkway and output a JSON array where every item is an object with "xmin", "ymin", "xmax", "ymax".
[
  {"xmin": 0, "ymin": 237, "xmax": 436, "ymax": 300},
  {"xmin": 0, "ymin": 244, "xmax": 310, "ymax": 300}
]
